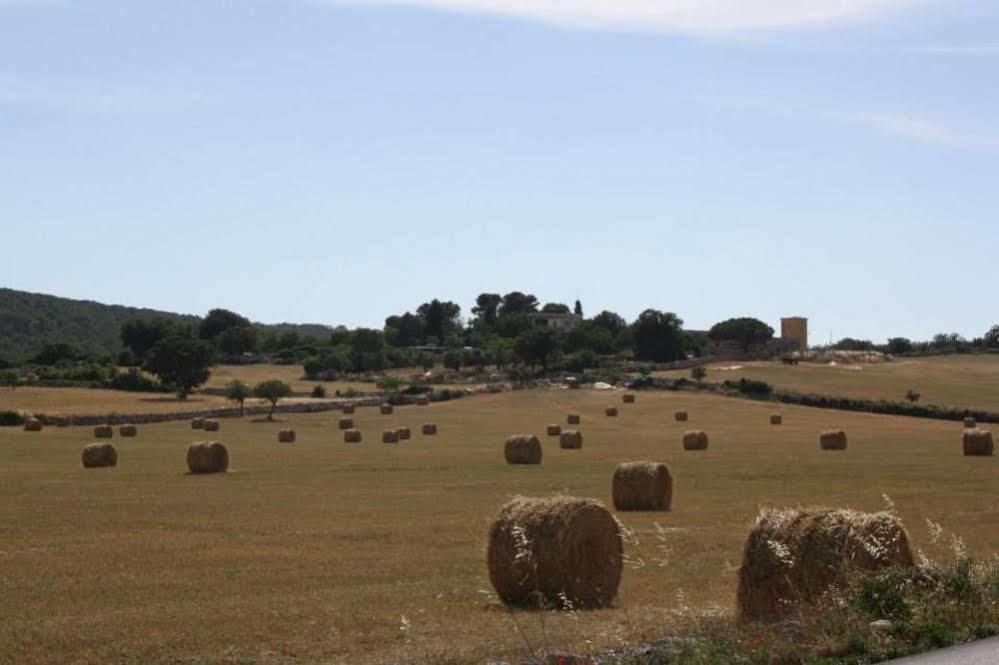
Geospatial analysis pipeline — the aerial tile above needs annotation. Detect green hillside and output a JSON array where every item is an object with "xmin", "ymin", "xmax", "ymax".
[{"xmin": 0, "ymin": 288, "xmax": 331, "ymax": 362}]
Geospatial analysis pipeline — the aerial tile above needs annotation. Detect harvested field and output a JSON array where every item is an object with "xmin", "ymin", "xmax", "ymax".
[{"xmin": 1, "ymin": 388, "xmax": 998, "ymax": 663}]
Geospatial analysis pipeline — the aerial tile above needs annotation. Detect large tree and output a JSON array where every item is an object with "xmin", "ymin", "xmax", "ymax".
[
  {"xmin": 589, "ymin": 310, "xmax": 627, "ymax": 335},
  {"xmin": 384, "ymin": 312, "xmax": 427, "ymax": 347},
  {"xmin": 471, "ymin": 293, "xmax": 502, "ymax": 327},
  {"xmin": 985, "ymin": 325, "xmax": 999, "ymax": 349},
  {"xmin": 541, "ymin": 303, "xmax": 571, "ymax": 314},
  {"xmin": 513, "ymin": 328, "xmax": 560, "ymax": 370},
  {"xmin": 121, "ymin": 317, "xmax": 177, "ymax": 359},
  {"xmin": 632, "ymin": 309, "xmax": 685, "ymax": 362},
  {"xmin": 217, "ymin": 325, "xmax": 258, "ymax": 355},
  {"xmin": 199, "ymin": 308, "xmax": 251, "ymax": 340},
  {"xmin": 499, "ymin": 291, "xmax": 539, "ymax": 316},
  {"xmin": 417, "ymin": 299, "xmax": 461, "ymax": 342},
  {"xmin": 708, "ymin": 317, "xmax": 774, "ymax": 351},
  {"xmin": 143, "ymin": 336, "xmax": 213, "ymax": 398}
]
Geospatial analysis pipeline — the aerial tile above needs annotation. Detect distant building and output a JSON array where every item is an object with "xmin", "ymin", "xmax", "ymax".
[
  {"xmin": 781, "ymin": 317, "xmax": 808, "ymax": 352},
  {"xmin": 532, "ymin": 312, "xmax": 581, "ymax": 332}
]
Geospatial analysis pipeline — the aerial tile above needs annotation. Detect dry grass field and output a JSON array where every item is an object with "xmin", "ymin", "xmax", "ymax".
[
  {"xmin": 1, "ymin": 388, "xmax": 997, "ymax": 664},
  {"xmin": 656, "ymin": 354, "xmax": 999, "ymax": 412},
  {"xmin": 206, "ymin": 363, "xmax": 384, "ymax": 395},
  {"xmin": 0, "ymin": 386, "xmax": 233, "ymax": 416}
]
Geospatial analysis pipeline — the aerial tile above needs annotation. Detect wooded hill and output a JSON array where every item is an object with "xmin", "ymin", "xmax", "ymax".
[{"xmin": 0, "ymin": 288, "xmax": 330, "ymax": 361}]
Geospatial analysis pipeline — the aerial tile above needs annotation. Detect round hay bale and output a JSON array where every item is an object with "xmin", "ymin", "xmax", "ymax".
[
  {"xmin": 964, "ymin": 417, "xmax": 977, "ymax": 429},
  {"xmin": 622, "ymin": 394, "xmax": 636, "ymax": 404},
  {"xmin": 963, "ymin": 429, "xmax": 994, "ymax": 456},
  {"xmin": 203, "ymin": 419, "xmax": 220, "ymax": 432},
  {"xmin": 422, "ymin": 423, "xmax": 437, "ymax": 436},
  {"xmin": 605, "ymin": 407, "xmax": 618, "ymax": 417},
  {"xmin": 191, "ymin": 418, "xmax": 205, "ymax": 430},
  {"xmin": 683, "ymin": 430, "xmax": 709, "ymax": 451},
  {"xmin": 612, "ymin": 462, "xmax": 672, "ymax": 511},
  {"xmin": 186, "ymin": 441, "xmax": 229, "ymax": 474},
  {"xmin": 23, "ymin": 417, "xmax": 43, "ymax": 432},
  {"xmin": 737, "ymin": 507, "xmax": 914, "ymax": 622},
  {"xmin": 487, "ymin": 495, "xmax": 623, "ymax": 609},
  {"xmin": 505, "ymin": 435, "xmax": 542, "ymax": 465},
  {"xmin": 342, "ymin": 403, "xmax": 356, "ymax": 415},
  {"xmin": 94, "ymin": 425, "xmax": 113, "ymax": 439},
  {"xmin": 82, "ymin": 443, "xmax": 118, "ymax": 468},
  {"xmin": 559, "ymin": 430, "xmax": 583, "ymax": 450},
  {"xmin": 396, "ymin": 426, "xmax": 411, "ymax": 440},
  {"xmin": 344, "ymin": 429, "xmax": 362, "ymax": 443},
  {"xmin": 567, "ymin": 414, "xmax": 581, "ymax": 425},
  {"xmin": 674, "ymin": 411, "xmax": 688, "ymax": 422},
  {"xmin": 278, "ymin": 429, "xmax": 296, "ymax": 443},
  {"xmin": 382, "ymin": 429, "xmax": 399, "ymax": 444},
  {"xmin": 820, "ymin": 430, "xmax": 847, "ymax": 451},
  {"xmin": 119, "ymin": 424, "xmax": 138, "ymax": 437},
  {"xmin": 338, "ymin": 418, "xmax": 354, "ymax": 430},
  {"xmin": 380, "ymin": 404, "xmax": 394, "ymax": 415},
  {"xmin": 770, "ymin": 414, "xmax": 783, "ymax": 426},
  {"xmin": 546, "ymin": 424, "xmax": 562, "ymax": 436}
]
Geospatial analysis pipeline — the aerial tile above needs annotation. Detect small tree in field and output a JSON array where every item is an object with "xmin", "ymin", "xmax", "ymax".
[
  {"xmin": 225, "ymin": 380, "xmax": 251, "ymax": 416},
  {"xmin": 253, "ymin": 380, "xmax": 292, "ymax": 421},
  {"xmin": 691, "ymin": 366, "xmax": 707, "ymax": 382},
  {"xmin": 1, "ymin": 370, "xmax": 18, "ymax": 390},
  {"xmin": 905, "ymin": 389, "xmax": 921, "ymax": 403}
]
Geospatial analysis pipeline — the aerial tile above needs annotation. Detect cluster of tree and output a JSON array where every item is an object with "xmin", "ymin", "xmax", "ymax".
[{"xmin": 829, "ymin": 326, "xmax": 999, "ymax": 356}]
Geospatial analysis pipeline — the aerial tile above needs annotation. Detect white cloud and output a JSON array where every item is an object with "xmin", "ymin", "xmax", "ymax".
[
  {"xmin": 322, "ymin": 0, "xmax": 931, "ymax": 33},
  {"xmin": 695, "ymin": 94, "xmax": 999, "ymax": 148}
]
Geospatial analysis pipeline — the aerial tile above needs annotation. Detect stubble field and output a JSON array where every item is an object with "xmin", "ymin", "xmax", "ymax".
[{"xmin": 1, "ymin": 388, "xmax": 997, "ymax": 664}]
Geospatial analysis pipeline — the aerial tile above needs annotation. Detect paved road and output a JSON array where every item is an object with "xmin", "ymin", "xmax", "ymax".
[{"xmin": 888, "ymin": 638, "xmax": 999, "ymax": 664}]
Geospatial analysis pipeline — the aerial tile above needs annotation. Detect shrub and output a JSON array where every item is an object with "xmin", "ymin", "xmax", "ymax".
[
  {"xmin": 727, "ymin": 378, "xmax": 773, "ymax": 397},
  {"xmin": 109, "ymin": 368, "xmax": 169, "ymax": 393},
  {"xmin": 0, "ymin": 410, "xmax": 27, "ymax": 427},
  {"xmin": 310, "ymin": 385, "xmax": 327, "ymax": 398}
]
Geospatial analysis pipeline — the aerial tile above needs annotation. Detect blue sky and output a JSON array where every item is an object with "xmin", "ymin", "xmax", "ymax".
[{"xmin": 2, "ymin": 0, "xmax": 996, "ymax": 342}]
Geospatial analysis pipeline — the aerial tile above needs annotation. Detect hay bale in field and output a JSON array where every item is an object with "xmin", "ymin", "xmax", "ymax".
[
  {"xmin": 567, "ymin": 414, "xmax": 580, "ymax": 425},
  {"xmin": 505, "ymin": 435, "xmax": 542, "ymax": 464},
  {"xmin": 623, "ymin": 394, "xmax": 636, "ymax": 404},
  {"xmin": 380, "ymin": 404, "xmax": 394, "ymax": 415},
  {"xmin": 191, "ymin": 417, "xmax": 205, "ymax": 430},
  {"xmin": 119, "ymin": 424, "xmax": 138, "ymax": 437},
  {"xmin": 23, "ymin": 417, "xmax": 43, "ymax": 432},
  {"xmin": 186, "ymin": 441, "xmax": 229, "ymax": 474},
  {"xmin": 342, "ymin": 403, "xmax": 356, "ymax": 415},
  {"xmin": 203, "ymin": 419, "xmax": 220, "ymax": 432},
  {"xmin": 382, "ymin": 429, "xmax": 399, "ymax": 444},
  {"xmin": 605, "ymin": 407, "xmax": 618, "ymax": 417},
  {"xmin": 737, "ymin": 507, "xmax": 914, "ymax": 622},
  {"xmin": 771, "ymin": 414, "xmax": 783, "ymax": 426},
  {"xmin": 278, "ymin": 429, "xmax": 296, "ymax": 443},
  {"xmin": 396, "ymin": 426, "xmax": 411, "ymax": 440},
  {"xmin": 612, "ymin": 462, "xmax": 672, "ymax": 511},
  {"xmin": 422, "ymin": 423, "xmax": 437, "ymax": 436},
  {"xmin": 675, "ymin": 411, "xmax": 688, "ymax": 422},
  {"xmin": 964, "ymin": 417, "xmax": 977, "ymax": 429},
  {"xmin": 338, "ymin": 418, "xmax": 354, "ymax": 430},
  {"xmin": 820, "ymin": 430, "xmax": 847, "ymax": 451},
  {"xmin": 94, "ymin": 425, "xmax": 113, "ymax": 439},
  {"xmin": 559, "ymin": 430, "xmax": 583, "ymax": 450},
  {"xmin": 683, "ymin": 430, "xmax": 709, "ymax": 450},
  {"xmin": 546, "ymin": 424, "xmax": 562, "ymax": 436},
  {"xmin": 963, "ymin": 429, "xmax": 994, "ymax": 456},
  {"xmin": 82, "ymin": 443, "xmax": 118, "ymax": 468},
  {"xmin": 487, "ymin": 495, "xmax": 623, "ymax": 609},
  {"xmin": 344, "ymin": 429, "xmax": 362, "ymax": 443}
]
